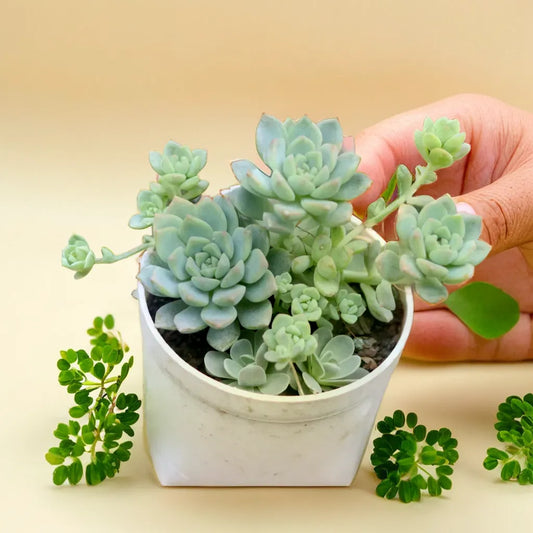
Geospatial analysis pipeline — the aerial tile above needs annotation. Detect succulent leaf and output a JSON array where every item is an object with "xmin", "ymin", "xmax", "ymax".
[{"xmin": 256, "ymin": 114, "xmax": 285, "ymax": 162}]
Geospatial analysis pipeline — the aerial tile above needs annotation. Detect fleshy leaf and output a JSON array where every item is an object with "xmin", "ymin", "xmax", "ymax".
[
  {"xmin": 238, "ymin": 364, "xmax": 267, "ymax": 388},
  {"xmin": 138, "ymin": 265, "xmax": 181, "ymax": 298},
  {"xmin": 212, "ymin": 285, "xmax": 246, "ymax": 307},
  {"xmin": 332, "ymin": 173, "xmax": 371, "ymax": 201},
  {"xmin": 317, "ymin": 118, "xmax": 343, "ymax": 148},
  {"xmin": 243, "ymin": 249, "xmax": 268, "ymax": 284},
  {"xmin": 206, "ymin": 322, "xmax": 241, "ymax": 351},
  {"xmin": 414, "ymin": 278, "xmax": 448, "ymax": 303},
  {"xmin": 178, "ymin": 280, "xmax": 210, "ymax": 307},
  {"xmin": 259, "ymin": 373, "xmax": 291, "ymax": 395},
  {"xmin": 201, "ymin": 303, "xmax": 237, "ymax": 329},
  {"xmin": 154, "ymin": 301, "xmax": 188, "ymax": 330},
  {"xmin": 196, "ymin": 198, "xmax": 228, "ymax": 232},
  {"xmin": 256, "ymin": 114, "xmax": 285, "ymax": 162},
  {"xmin": 237, "ymin": 300, "xmax": 272, "ymax": 329},
  {"xmin": 204, "ymin": 351, "xmax": 233, "ymax": 379},
  {"xmin": 174, "ymin": 306, "xmax": 206, "ymax": 333},
  {"xmin": 245, "ymin": 271, "xmax": 277, "ymax": 302}
]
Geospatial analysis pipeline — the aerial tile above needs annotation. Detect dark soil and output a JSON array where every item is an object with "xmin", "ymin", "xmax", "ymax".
[{"xmin": 146, "ymin": 293, "xmax": 404, "ymax": 377}]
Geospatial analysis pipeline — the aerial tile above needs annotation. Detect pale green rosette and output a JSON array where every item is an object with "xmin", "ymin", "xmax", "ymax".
[
  {"xmin": 375, "ymin": 194, "xmax": 491, "ymax": 303},
  {"xmin": 138, "ymin": 195, "xmax": 277, "ymax": 351}
]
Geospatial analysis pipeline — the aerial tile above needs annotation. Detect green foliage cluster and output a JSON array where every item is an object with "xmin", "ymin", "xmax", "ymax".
[
  {"xmin": 45, "ymin": 316, "xmax": 141, "ymax": 485},
  {"xmin": 371, "ymin": 410, "xmax": 459, "ymax": 503},
  {"xmin": 483, "ymin": 394, "xmax": 533, "ymax": 484},
  {"xmin": 61, "ymin": 113, "xmax": 509, "ymax": 396}
]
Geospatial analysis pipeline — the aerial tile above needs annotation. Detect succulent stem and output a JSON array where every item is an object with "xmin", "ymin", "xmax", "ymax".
[
  {"xmin": 289, "ymin": 362, "xmax": 305, "ymax": 396},
  {"xmin": 363, "ymin": 164, "xmax": 436, "ymax": 229},
  {"xmin": 96, "ymin": 237, "xmax": 154, "ymax": 265}
]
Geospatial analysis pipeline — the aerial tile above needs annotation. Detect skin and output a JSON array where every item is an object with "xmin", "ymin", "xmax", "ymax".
[{"xmin": 352, "ymin": 94, "xmax": 533, "ymax": 361}]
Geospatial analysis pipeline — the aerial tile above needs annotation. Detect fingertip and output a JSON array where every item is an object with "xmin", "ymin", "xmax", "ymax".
[
  {"xmin": 404, "ymin": 310, "xmax": 473, "ymax": 361},
  {"xmin": 455, "ymin": 201, "xmax": 477, "ymax": 216},
  {"xmin": 404, "ymin": 310, "xmax": 532, "ymax": 362}
]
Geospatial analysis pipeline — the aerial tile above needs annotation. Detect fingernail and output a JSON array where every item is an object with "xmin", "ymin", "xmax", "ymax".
[{"xmin": 455, "ymin": 202, "xmax": 477, "ymax": 215}]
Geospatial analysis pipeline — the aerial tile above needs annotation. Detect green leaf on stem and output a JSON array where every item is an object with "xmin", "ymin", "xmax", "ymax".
[{"xmin": 46, "ymin": 315, "xmax": 141, "ymax": 486}]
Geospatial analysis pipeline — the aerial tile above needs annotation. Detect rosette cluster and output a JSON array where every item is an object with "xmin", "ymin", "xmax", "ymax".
[
  {"xmin": 149, "ymin": 141, "xmax": 209, "ymax": 201},
  {"xmin": 375, "ymin": 195, "xmax": 491, "ymax": 303},
  {"xmin": 414, "ymin": 117, "xmax": 470, "ymax": 170},
  {"xmin": 61, "ymin": 235, "xmax": 96, "ymax": 279},
  {"xmin": 299, "ymin": 328, "xmax": 368, "ymax": 394},
  {"xmin": 204, "ymin": 318, "xmax": 367, "ymax": 395},
  {"xmin": 138, "ymin": 195, "xmax": 276, "ymax": 350},
  {"xmin": 230, "ymin": 114, "xmax": 371, "ymax": 230},
  {"xmin": 204, "ymin": 333, "xmax": 291, "ymax": 395},
  {"xmin": 129, "ymin": 141, "xmax": 209, "ymax": 229}
]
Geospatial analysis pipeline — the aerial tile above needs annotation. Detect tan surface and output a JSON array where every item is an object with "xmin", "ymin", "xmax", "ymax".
[{"xmin": 2, "ymin": 1, "xmax": 532, "ymax": 531}]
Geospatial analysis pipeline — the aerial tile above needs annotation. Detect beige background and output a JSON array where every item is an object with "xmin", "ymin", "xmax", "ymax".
[{"xmin": 2, "ymin": 1, "xmax": 532, "ymax": 531}]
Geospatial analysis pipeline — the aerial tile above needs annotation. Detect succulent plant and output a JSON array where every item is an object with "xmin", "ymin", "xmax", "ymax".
[
  {"xmin": 299, "ymin": 328, "xmax": 368, "ymax": 394},
  {"xmin": 129, "ymin": 190, "xmax": 165, "ymax": 230},
  {"xmin": 204, "ymin": 332, "xmax": 290, "ymax": 395},
  {"xmin": 62, "ymin": 235, "xmax": 96, "ymax": 279},
  {"xmin": 138, "ymin": 195, "xmax": 277, "ymax": 351},
  {"xmin": 335, "ymin": 288, "xmax": 366, "ymax": 324},
  {"xmin": 263, "ymin": 314, "xmax": 318, "ymax": 371},
  {"xmin": 62, "ymin": 112, "xmax": 500, "ymax": 396},
  {"xmin": 414, "ymin": 117, "xmax": 470, "ymax": 170},
  {"xmin": 289, "ymin": 284, "xmax": 324, "ymax": 322},
  {"xmin": 229, "ymin": 115, "xmax": 371, "ymax": 230},
  {"xmin": 129, "ymin": 141, "xmax": 209, "ymax": 230},
  {"xmin": 375, "ymin": 194, "xmax": 491, "ymax": 303},
  {"xmin": 149, "ymin": 141, "xmax": 209, "ymax": 202}
]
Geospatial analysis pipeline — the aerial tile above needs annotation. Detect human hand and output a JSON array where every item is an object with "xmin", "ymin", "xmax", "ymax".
[{"xmin": 354, "ymin": 94, "xmax": 533, "ymax": 361}]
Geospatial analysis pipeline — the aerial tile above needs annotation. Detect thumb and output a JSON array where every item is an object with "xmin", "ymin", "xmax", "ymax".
[{"xmin": 454, "ymin": 168, "xmax": 533, "ymax": 255}]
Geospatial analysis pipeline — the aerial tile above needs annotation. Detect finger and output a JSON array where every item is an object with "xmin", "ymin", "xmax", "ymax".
[
  {"xmin": 403, "ymin": 309, "xmax": 532, "ymax": 362},
  {"xmin": 454, "ymin": 166, "xmax": 533, "ymax": 255}
]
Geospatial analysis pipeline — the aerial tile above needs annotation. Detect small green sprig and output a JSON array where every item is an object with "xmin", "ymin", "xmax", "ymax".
[
  {"xmin": 483, "ymin": 394, "xmax": 533, "ymax": 484},
  {"xmin": 371, "ymin": 410, "xmax": 459, "ymax": 503},
  {"xmin": 45, "ymin": 315, "xmax": 141, "ymax": 486}
]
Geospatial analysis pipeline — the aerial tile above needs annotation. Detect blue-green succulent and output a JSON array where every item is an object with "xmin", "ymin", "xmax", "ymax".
[
  {"xmin": 129, "ymin": 190, "xmax": 165, "ymax": 230},
  {"xmin": 263, "ymin": 314, "xmax": 318, "ymax": 371},
  {"xmin": 129, "ymin": 141, "xmax": 209, "ymax": 230},
  {"xmin": 204, "ymin": 333, "xmax": 290, "ymax": 395},
  {"xmin": 230, "ymin": 114, "xmax": 371, "ymax": 230},
  {"xmin": 299, "ymin": 328, "xmax": 368, "ymax": 394},
  {"xmin": 138, "ymin": 195, "xmax": 276, "ymax": 350},
  {"xmin": 62, "ymin": 235, "xmax": 96, "ymax": 279},
  {"xmin": 149, "ymin": 141, "xmax": 209, "ymax": 201},
  {"xmin": 375, "ymin": 194, "xmax": 491, "ymax": 303},
  {"xmin": 415, "ymin": 117, "xmax": 470, "ymax": 170}
]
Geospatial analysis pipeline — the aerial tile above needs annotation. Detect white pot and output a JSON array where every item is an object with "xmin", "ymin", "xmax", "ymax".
[{"xmin": 138, "ymin": 230, "xmax": 414, "ymax": 486}]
